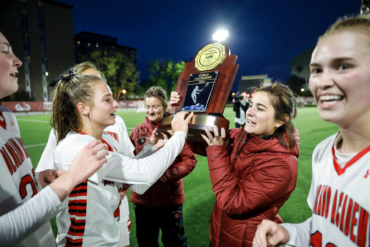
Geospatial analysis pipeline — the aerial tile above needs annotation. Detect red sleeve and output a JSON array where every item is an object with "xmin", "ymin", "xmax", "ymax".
[
  {"xmin": 129, "ymin": 125, "xmax": 147, "ymax": 155},
  {"xmin": 206, "ymin": 145, "xmax": 296, "ymax": 217},
  {"xmin": 165, "ymin": 142, "xmax": 197, "ymax": 182}
]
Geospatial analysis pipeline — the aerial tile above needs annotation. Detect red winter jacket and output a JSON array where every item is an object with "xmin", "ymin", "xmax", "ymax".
[
  {"xmin": 129, "ymin": 118, "xmax": 197, "ymax": 207},
  {"xmin": 189, "ymin": 127, "xmax": 299, "ymax": 247}
]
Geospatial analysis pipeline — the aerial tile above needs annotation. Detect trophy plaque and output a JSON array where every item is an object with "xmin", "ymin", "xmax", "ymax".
[{"xmin": 158, "ymin": 42, "xmax": 239, "ymax": 142}]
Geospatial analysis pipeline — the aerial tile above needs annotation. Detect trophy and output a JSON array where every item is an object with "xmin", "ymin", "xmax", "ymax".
[{"xmin": 158, "ymin": 42, "xmax": 239, "ymax": 142}]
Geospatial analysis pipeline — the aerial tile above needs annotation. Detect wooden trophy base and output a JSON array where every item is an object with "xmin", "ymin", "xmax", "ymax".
[{"xmin": 157, "ymin": 113, "xmax": 229, "ymax": 142}]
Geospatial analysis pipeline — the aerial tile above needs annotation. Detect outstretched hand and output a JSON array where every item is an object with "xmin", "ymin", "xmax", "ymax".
[
  {"xmin": 170, "ymin": 91, "xmax": 181, "ymax": 106},
  {"xmin": 201, "ymin": 126, "xmax": 229, "ymax": 147},
  {"xmin": 38, "ymin": 169, "xmax": 66, "ymax": 188},
  {"xmin": 68, "ymin": 139, "xmax": 109, "ymax": 184},
  {"xmin": 171, "ymin": 111, "xmax": 193, "ymax": 135},
  {"xmin": 252, "ymin": 220, "xmax": 290, "ymax": 247},
  {"xmin": 149, "ymin": 128, "xmax": 169, "ymax": 149}
]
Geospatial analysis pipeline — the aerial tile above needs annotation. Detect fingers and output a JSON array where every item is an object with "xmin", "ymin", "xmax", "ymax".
[
  {"xmin": 213, "ymin": 125, "xmax": 220, "ymax": 141},
  {"xmin": 96, "ymin": 149, "xmax": 109, "ymax": 160},
  {"xmin": 185, "ymin": 112, "xmax": 194, "ymax": 122},
  {"xmin": 200, "ymin": 134, "xmax": 211, "ymax": 146},
  {"xmin": 221, "ymin": 127, "xmax": 227, "ymax": 141},
  {"xmin": 161, "ymin": 132, "xmax": 169, "ymax": 140},
  {"xmin": 152, "ymin": 128, "xmax": 158, "ymax": 137},
  {"xmin": 85, "ymin": 139, "xmax": 101, "ymax": 149},
  {"xmin": 204, "ymin": 127, "xmax": 214, "ymax": 140},
  {"xmin": 91, "ymin": 142, "xmax": 108, "ymax": 155}
]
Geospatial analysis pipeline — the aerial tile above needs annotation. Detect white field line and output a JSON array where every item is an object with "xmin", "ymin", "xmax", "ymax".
[
  {"xmin": 25, "ymin": 143, "xmax": 47, "ymax": 148},
  {"xmin": 17, "ymin": 119, "xmax": 49, "ymax": 123}
]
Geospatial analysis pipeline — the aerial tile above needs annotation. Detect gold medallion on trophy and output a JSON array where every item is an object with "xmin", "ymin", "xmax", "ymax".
[{"xmin": 194, "ymin": 43, "xmax": 226, "ymax": 71}]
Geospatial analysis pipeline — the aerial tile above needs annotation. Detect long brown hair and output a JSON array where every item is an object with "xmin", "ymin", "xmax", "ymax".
[
  {"xmin": 253, "ymin": 83, "xmax": 297, "ymax": 149},
  {"xmin": 51, "ymin": 75, "xmax": 104, "ymax": 143}
]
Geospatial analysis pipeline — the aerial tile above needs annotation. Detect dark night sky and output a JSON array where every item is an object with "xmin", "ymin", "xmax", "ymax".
[{"xmin": 57, "ymin": 0, "xmax": 359, "ymax": 91}]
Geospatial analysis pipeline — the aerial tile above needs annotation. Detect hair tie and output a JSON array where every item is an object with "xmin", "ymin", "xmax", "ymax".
[{"xmin": 48, "ymin": 69, "xmax": 77, "ymax": 87}]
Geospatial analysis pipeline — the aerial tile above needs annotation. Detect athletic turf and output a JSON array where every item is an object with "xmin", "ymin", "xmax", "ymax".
[{"xmin": 17, "ymin": 106, "xmax": 338, "ymax": 247}]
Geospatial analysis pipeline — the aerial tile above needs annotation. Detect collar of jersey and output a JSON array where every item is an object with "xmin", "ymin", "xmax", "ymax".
[{"xmin": 332, "ymin": 133, "xmax": 370, "ymax": 176}]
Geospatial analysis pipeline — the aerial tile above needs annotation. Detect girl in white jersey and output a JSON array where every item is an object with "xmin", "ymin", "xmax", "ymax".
[
  {"xmin": 253, "ymin": 14, "xmax": 370, "ymax": 247},
  {"xmin": 50, "ymin": 71, "xmax": 192, "ymax": 246},
  {"xmin": 36, "ymin": 62, "xmax": 145, "ymax": 247},
  {"xmin": 0, "ymin": 33, "xmax": 109, "ymax": 247}
]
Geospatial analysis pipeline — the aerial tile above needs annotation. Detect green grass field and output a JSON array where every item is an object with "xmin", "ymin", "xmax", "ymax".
[{"xmin": 17, "ymin": 106, "xmax": 339, "ymax": 247}]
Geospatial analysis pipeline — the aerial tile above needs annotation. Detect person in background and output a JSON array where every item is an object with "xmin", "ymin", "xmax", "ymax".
[
  {"xmin": 253, "ymin": 14, "xmax": 370, "ymax": 247},
  {"xmin": 0, "ymin": 32, "xmax": 108, "ymax": 247},
  {"xmin": 170, "ymin": 83, "xmax": 299, "ymax": 247},
  {"xmin": 130, "ymin": 86, "xmax": 196, "ymax": 247},
  {"xmin": 233, "ymin": 91, "xmax": 249, "ymax": 128}
]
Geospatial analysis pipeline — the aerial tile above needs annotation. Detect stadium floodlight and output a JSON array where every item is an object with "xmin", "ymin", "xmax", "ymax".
[
  {"xmin": 212, "ymin": 30, "xmax": 229, "ymax": 42},
  {"xmin": 301, "ymin": 88, "xmax": 305, "ymax": 92},
  {"xmin": 122, "ymin": 89, "xmax": 127, "ymax": 94}
]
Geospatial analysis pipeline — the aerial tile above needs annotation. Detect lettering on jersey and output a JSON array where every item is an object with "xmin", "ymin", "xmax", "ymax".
[
  {"xmin": 67, "ymin": 180, "xmax": 88, "ymax": 247},
  {"xmin": 312, "ymin": 185, "xmax": 369, "ymax": 247},
  {"xmin": 106, "ymin": 131, "xmax": 119, "ymax": 142},
  {"xmin": 365, "ymin": 170, "xmax": 370, "ymax": 179},
  {"xmin": 0, "ymin": 137, "xmax": 30, "ymax": 175},
  {"xmin": 10, "ymin": 121, "xmax": 15, "ymax": 127}
]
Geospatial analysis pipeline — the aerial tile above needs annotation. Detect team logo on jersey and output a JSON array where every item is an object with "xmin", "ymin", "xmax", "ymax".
[
  {"xmin": 139, "ymin": 136, "xmax": 147, "ymax": 145},
  {"xmin": 0, "ymin": 111, "xmax": 6, "ymax": 130}
]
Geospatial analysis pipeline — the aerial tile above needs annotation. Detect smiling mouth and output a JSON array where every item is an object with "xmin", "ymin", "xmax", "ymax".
[
  {"xmin": 10, "ymin": 72, "xmax": 18, "ymax": 77},
  {"xmin": 246, "ymin": 119, "xmax": 256, "ymax": 125},
  {"xmin": 319, "ymin": 95, "xmax": 343, "ymax": 105}
]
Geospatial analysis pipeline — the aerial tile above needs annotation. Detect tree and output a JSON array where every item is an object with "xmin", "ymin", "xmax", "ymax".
[
  {"xmin": 86, "ymin": 50, "xmax": 139, "ymax": 100},
  {"xmin": 141, "ymin": 59, "xmax": 185, "ymax": 97}
]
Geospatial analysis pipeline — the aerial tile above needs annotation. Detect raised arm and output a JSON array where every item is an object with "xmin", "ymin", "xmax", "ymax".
[{"xmin": 0, "ymin": 140, "xmax": 108, "ymax": 246}]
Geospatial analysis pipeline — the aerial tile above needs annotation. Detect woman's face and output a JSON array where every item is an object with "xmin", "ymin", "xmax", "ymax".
[
  {"xmin": 89, "ymin": 81, "xmax": 118, "ymax": 130},
  {"xmin": 145, "ymin": 96, "xmax": 165, "ymax": 124},
  {"xmin": 309, "ymin": 30, "xmax": 370, "ymax": 130},
  {"xmin": 244, "ymin": 91, "xmax": 281, "ymax": 138},
  {"xmin": 0, "ymin": 33, "xmax": 22, "ymax": 99}
]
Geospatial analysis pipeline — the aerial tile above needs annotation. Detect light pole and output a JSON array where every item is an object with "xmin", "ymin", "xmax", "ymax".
[
  {"xmin": 212, "ymin": 30, "xmax": 229, "ymax": 42},
  {"xmin": 361, "ymin": 0, "xmax": 369, "ymax": 14}
]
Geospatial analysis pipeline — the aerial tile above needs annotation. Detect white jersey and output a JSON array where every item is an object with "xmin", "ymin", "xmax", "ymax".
[
  {"xmin": 283, "ymin": 133, "xmax": 370, "ymax": 247},
  {"xmin": 0, "ymin": 106, "xmax": 57, "ymax": 247},
  {"xmin": 36, "ymin": 116, "xmax": 134, "ymax": 247},
  {"xmin": 54, "ymin": 130, "xmax": 186, "ymax": 246}
]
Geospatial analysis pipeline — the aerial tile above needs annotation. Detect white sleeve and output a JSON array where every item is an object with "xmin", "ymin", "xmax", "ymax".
[
  {"xmin": 90, "ymin": 132, "xmax": 186, "ymax": 195},
  {"xmin": 279, "ymin": 218, "xmax": 312, "ymax": 247},
  {"xmin": 116, "ymin": 117, "xmax": 135, "ymax": 157},
  {"xmin": 35, "ymin": 129, "xmax": 57, "ymax": 173},
  {"xmin": 0, "ymin": 186, "xmax": 63, "ymax": 246}
]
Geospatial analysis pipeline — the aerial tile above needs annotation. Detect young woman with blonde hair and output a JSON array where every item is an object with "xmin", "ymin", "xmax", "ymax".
[
  {"xmin": 49, "ymin": 69, "xmax": 192, "ymax": 246},
  {"xmin": 253, "ymin": 14, "xmax": 370, "ymax": 247}
]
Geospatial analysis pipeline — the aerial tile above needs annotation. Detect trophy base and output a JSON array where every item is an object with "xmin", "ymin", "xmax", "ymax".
[{"xmin": 157, "ymin": 113, "xmax": 229, "ymax": 142}]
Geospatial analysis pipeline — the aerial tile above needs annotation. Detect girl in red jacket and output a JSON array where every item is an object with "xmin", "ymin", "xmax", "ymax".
[
  {"xmin": 130, "ymin": 86, "xmax": 197, "ymax": 247},
  {"xmin": 171, "ymin": 83, "xmax": 299, "ymax": 247}
]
